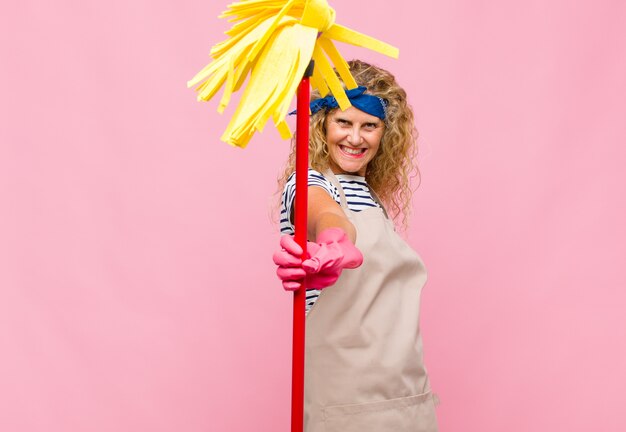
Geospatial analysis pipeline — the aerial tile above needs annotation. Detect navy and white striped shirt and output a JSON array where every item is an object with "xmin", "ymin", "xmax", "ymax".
[{"xmin": 279, "ymin": 169, "xmax": 380, "ymax": 313}]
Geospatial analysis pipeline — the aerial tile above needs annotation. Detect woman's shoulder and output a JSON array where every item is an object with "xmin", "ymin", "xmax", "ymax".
[
  {"xmin": 280, "ymin": 168, "xmax": 340, "ymax": 233},
  {"xmin": 284, "ymin": 168, "xmax": 337, "ymax": 191},
  {"xmin": 285, "ymin": 168, "xmax": 329, "ymax": 181},
  {"xmin": 283, "ymin": 168, "xmax": 340, "ymax": 204}
]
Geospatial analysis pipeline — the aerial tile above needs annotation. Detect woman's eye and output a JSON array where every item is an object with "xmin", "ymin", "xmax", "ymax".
[
  {"xmin": 364, "ymin": 123, "xmax": 378, "ymax": 129},
  {"xmin": 336, "ymin": 119, "xmax": 349, "ymax": 126}
]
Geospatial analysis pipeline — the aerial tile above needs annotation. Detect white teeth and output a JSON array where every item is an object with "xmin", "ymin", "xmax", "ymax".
[{"xmin": 342, "ymin": 146, "xmax": 363, "ymax": 155}]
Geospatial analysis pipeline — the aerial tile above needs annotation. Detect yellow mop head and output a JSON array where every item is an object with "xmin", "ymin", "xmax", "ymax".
[{"xmin": 188, "ymin": 0, "xmax": 399, "ymax": 148}]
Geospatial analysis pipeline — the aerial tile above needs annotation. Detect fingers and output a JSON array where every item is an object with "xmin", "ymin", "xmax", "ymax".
[
  {"xmin": 303, "ymin": 243, "xmax": 343, "ymax": 273},
  {"xmin": 276, "ymin": 265, "xmax": 305, "ymax": 291},
  {"xmin": 273, "ymin": 235, "xmax": 306, "ymax": 291},
  {"xmin": 301, "ymin": 257, "xmax": 321, "ymax": 273},
  {"xmin": 276, "ymin": 266, "xmax": 306, "ymax": 281},
  {"xmin": 275, "ymin": 237, "xmax": 305, "ymax": 290},
  {"xmin": 282, "ymin": 280, "xmax": 302, "ymax": 291},
  {"xmin": 306, "ymin": 241, "xmax": 321, "ymax": 256},
  {"xmin": 301, "ymin": 242, "xmax": 323, "ymax": 271},
  {"xmin": 273, "ymin": 249, "xmax": 302, "ymax": 266},
  {"xmin": 275, "ymin": 235, "xmax": 344, "ymax": 292},
  {"xmin": 273, "ymin": 235, "xmax": 304, "ymax": 266},
  {"xmin": 280, "ymin": 235, "xmax": 303, "ymax": 256},
  {"xmin": 341, "ymin": 246, "xmax": 363, "ymax": 269}
]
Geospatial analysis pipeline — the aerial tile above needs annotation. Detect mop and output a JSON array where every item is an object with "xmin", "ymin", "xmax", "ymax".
[{"xmin": 187, "ymin": 1, "xmax": 398, "ymax": 430}]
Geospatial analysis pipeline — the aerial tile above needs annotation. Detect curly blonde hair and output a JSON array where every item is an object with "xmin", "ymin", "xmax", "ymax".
[{"xmin": 279, "ymin": 60, "xmax": 419, "ymax": 229}]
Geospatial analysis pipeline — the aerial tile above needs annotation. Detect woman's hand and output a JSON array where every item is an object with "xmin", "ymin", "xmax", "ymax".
[
  {"xmin": 273, "ymin": 235, "xmax": 307, "ymax": 291},
  {"xmin": 273, "ymin": 228, "xmax": 363, "ymax": 291}
]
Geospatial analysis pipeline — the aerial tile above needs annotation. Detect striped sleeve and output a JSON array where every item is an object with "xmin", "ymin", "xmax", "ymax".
[
  {"xmin": 337, "ymin": 177, "xmax": 381, "ymax": 211},
  {"xmin": 279, "ymin": 169, "xmax": 340, "ymax": 234}
]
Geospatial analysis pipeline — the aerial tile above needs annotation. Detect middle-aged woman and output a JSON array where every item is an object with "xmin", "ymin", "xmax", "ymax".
[{"xmin": 274, "ymin": 59, "xmax": 439, "ymax": 432}]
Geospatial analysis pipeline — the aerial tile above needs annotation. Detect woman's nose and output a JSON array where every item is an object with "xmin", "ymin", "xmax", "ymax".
[{"xmin": 346, "ymin": 127, "xmax": 363, "ymax": 145}]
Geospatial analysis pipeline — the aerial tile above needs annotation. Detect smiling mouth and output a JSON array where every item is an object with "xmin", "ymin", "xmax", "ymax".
[{"xmin": 340, "ymin": 145, "xmax": 366, "ymax": 157}]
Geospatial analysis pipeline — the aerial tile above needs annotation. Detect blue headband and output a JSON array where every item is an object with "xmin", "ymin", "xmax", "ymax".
[{"xmin": 290, "ymin": 86, "xmax": 388, "ymax": 120}]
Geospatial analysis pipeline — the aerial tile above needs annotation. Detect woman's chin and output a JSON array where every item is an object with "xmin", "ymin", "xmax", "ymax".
[{"xmin": 334, "ymin": 165, "xmax": 364, "ymax": 176}]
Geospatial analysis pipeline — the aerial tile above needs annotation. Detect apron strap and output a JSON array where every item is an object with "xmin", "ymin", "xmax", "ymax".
[
  {"xmin": 323, "ymin": 169, "xmax": 349, "ymax": 209},
  {"xmin": 367, "ymin": 187, "xmax": 390, "ymax": 219},
  {"xmin": 323, "ymin": 169, "xmax": 390, "ymax": 220}
]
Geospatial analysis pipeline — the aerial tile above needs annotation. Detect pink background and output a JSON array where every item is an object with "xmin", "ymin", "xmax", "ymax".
[{"xmin": 2, "ymin": 1, "xmax": 625, "ymax": 431}]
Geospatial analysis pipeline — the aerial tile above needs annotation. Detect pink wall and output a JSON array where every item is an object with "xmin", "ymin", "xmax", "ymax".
[{"xmin": 2, "ymin": 1, "xmax": 625, "ymax": 431}]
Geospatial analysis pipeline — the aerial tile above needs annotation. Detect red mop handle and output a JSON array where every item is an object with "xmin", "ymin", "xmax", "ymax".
[{"xmin": 292, "ymin": 60, "xmax": 314, "ymax": 432}]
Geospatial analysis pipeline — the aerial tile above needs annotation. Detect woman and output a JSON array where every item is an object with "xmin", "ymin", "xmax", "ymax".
[{"xmin": 274, "ymin": 60, "xmax": 439, "ymax": 432}]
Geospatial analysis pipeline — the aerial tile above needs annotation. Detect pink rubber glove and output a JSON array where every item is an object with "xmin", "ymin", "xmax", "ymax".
[
  {"xmin": 273, "ymin": 235, "xmax": 307, "ymax": 291},
  {"xmin": 273, "ymin": 228, "xmax": 363, "ymax": 291}
]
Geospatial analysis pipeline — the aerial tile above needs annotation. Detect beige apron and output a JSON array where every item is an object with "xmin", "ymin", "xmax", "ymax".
[{"xmin": 304, "ymin": 170, "xmax": 439, "ymax": 432}]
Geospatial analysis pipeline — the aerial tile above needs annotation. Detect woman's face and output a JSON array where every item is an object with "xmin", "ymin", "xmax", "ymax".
[{"xmin": 324, "ymin": 106, "xmax": 384, "ymax": 176}]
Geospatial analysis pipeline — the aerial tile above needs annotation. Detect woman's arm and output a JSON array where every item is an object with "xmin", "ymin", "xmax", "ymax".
[
  {"xmin": 306, "ymin": 186, "xmax": 356, "ymax": 243},
  {"xmin": 277, "ymin": 185, "xmax": 361, "ymax": 291}
]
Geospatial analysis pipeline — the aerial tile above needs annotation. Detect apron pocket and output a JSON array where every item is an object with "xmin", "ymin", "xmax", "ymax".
[{"xmin": 322, "ymin": 391, "xmax": 438, "ymax": 432}]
